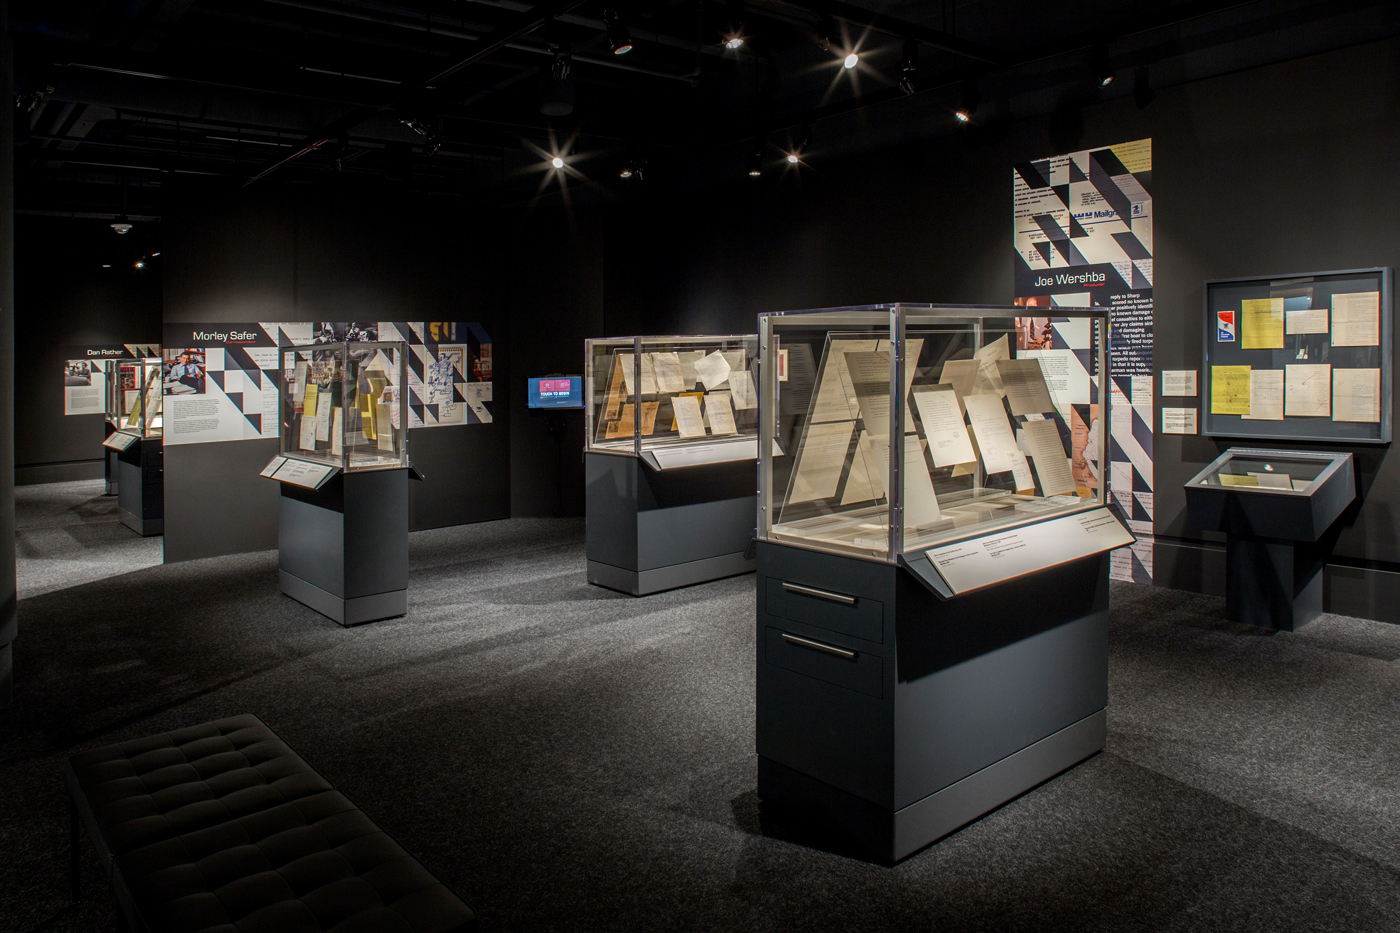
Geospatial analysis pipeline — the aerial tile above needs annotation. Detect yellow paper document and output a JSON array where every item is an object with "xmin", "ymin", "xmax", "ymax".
[
  {"xmin": 1240, "ymin": 298, "xmax": 1284, "ymax": 349},
  {"xmin": 1210, "ymin": 366, "xmax": 1252, "ymax": 415}
]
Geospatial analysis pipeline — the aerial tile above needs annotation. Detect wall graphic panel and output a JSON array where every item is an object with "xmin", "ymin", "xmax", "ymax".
[{"xmin": 1014, "ymin": 138, "xmax": 1154, "ymax": 583}]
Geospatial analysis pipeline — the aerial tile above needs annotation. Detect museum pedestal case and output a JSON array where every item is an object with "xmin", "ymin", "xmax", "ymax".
[
  {"xmin": 1184, "ymin": 448, "xmax": 1355, "ymax": 630},
  {"xmin": 754, "ymin": 302, "xmax": 1130, "ymax": 861},
  {"xmin": 115, "ymin": 436, "xmax": 163, "ymax": 536},
  {"xmin": 278, "ymin": 469, "xmax": 409, "ymax": 626},
  {"xmin": 585, "ymin": 451, "xmax": 755, "ymax": 596},
  {"xmin": 103, "ymin": 422, "xmax": 119, "ymax": 497},
  {"xmin": 268, "ymin": 340, "xmax": 411, "ymax": 627},
  {"xmin": 584, "ymin": 334, "xmax": 760, "ymax": 596},
  {"xmin": 756, "ymin": 540, "xmax": 1111, "ymax": 863}
]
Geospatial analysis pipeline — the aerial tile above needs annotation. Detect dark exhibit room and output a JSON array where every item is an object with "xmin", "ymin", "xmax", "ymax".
[{"xmin": 4, "ymin": 0, "xmax": 1400, "ymax": 931}]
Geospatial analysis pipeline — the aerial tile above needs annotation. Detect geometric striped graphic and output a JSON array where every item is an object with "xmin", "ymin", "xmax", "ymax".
[{"xmin": 1014, "ymin": 138, "xmax": 1154, "ymax": 583}]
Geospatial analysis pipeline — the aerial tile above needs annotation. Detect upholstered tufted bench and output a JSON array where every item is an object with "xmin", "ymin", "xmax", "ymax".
[{"xmin": 65, "ymin": 714, "xmax": 475, "ymax": 932}]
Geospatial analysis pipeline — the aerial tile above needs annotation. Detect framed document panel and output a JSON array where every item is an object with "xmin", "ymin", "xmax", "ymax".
[{"xmin": 1202, "ymin": 267, "xmax": 1391, "ymax": 444}]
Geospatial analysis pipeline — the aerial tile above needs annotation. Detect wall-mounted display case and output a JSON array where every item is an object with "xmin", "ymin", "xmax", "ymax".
[
  {"xmin": 1184, "ymin": 447, "xmax": 1355, "ymax": 630},
  {"xmin": 268, "ymin": 342, "xmax": 411, "ymax": 626},
  {"xmin": 754, "ymin": 303, "xmax": 1132, "ymax": 862},
  {"xmin": 100, "ymin": 358, "xmax": 164, "ymax": 535},
  {"xmin": 583, "ymin": 335, "xmax": 761, "ymax": 595},
  {"xmin": 1203, "ymin": 267, "xmax": 1391, "ymax": 444}
]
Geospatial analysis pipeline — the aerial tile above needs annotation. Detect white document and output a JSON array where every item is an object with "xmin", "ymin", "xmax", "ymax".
[
  {"xmin": 330, "ymin": 408, "xmax": 343, "ymax": 457},
  {"xmin": 1286, "ymin": 306, "xmax": 1328, "ymax": 335},
  {"xmin": 694, "ymin": 351, "xmax": 732, "ymax": 391},
  {"xmin": 963, "ymin": 394, "xmax": 1018, "ymax": 474},
  {"xmin": 1161, "ymin": 371, "xmax": 1198, "ymax": 397},
  {"xmin": 299, "ymin": 395, "xmax": 319, "ymax": 450},
  {"xmin": 1161, "ymin": 408, "xmax": 1198, "ymax": 434},
  {"xmin": 1285, "ymin": 364, "xmax": 1331, "ymax": 417},
  {"xmin": 840, "ymin": 430, "xmax": 885, "ymax": 505},
  {"xmin": 844, "ymin": 351, "xmax": 893, "ymax": 436},
  {"xmin": 973, "ymin": 335, "xmax": 1010, "ymax": 396},
  {"xmin": 293, "ymin": 361, "xmax": 308, "ymax": 403},
  {"xmin": 1333, "ymin": 368, "xmax": 1381, "ymax": 423},
  {"xmin": 721, "ymin": 349, "xmax": 747, "ymax": 383},
  {"xmin": 617, "ymin": 353, "xmax": 657, "ymax": 396},
  {"xmin": 704, "ymin": 391, "xmax": 737, "ymax": 435},
  {"xmin": 652, "ymin": 352, "xmax": 686, "ymax": 393},
  {"xmin": 996, "ymin": 358, "xmax": 1056, "ymax": 416},
  {"xmin": 259, "ymin": 456, "xmax": 287, "ymax": 478},
  {"xmin": 671, "ymin": 394, "xmax": 706, "ymax": 438},
  {"xmin": 911, "ymin": 385, "xmax": 975, "ymax": 468},
  {"xmin": 927, "ymin": 508, "xmax": 1134, "ymax": 595},
  {"xmin": 677, "ymin": 350, "xmax": 704, "ymax": 389},
  {"xmin": 868, "ymin": 436, "xmax": 941, "ymax": 528},
  {"xmin": 1020, "ymin": 418, "xmax": 1076, "ymax": 496},
  {"xmin": 789, "ymin": 421, "xmax": 856, "ymax": 503},
  {"xmin": 1249, "ymin": 471, "xmax": 1294, "ymax": 489},
  {"xmin": 1020, "ymin": 349, "xmax": 1088, "ymax": 421},
  {"xmin": 1243, "ymin": 369, "xmax": 1284, "ymax": 420},
  {"xmin": 1006, "ymin": 450, "xmax": 1035, "ymax": 492},
  {"xmin": 810, "ymin": 339, "xmax": 878, "ymax": 423},
  {"xmin": 1331, "ymin": 292, "xmax": 1380, "ymax": 347},
  {"xmin": 938, "ymin": 359, "xmax": 980, "ymax": 413},
  {"xmin": 725, "ymin": 370, "xmax": 755, "ymax": 410}
]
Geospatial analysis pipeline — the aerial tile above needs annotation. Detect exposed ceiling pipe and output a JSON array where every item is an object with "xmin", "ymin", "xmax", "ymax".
[{"xmin": 260, "ymin": 0, "xmax": 699, "ymax": 83}]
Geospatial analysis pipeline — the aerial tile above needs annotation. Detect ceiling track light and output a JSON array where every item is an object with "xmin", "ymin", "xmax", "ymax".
[
  {"xmin": 1092, "ymin": 47, "xmax": 1116, "ymax": 87},
  {"xmin": 748, "ymin": 143, "xmax": 763, "ymax": 177},
  {"xmin": 540, "ymin": 39, "xmax": 575, "ymax": 116},
  {"xmin": 843, "ymin": 52, "xmax": 858, "ymax": 69},
  {"xmin": 898, "ymin": 38, "xmax": 918, "ymax": 96},
  {"xmin": 620, "ymin": 158, "xmax": 645, "ymax": 180},
  {"xmin": 816, "ymin": 14, "xmax": 837, "ymax": 52},
  {"xmin": 110, "ymin": 214, "xmax": 133, "ymax": 235},
  {"xmin": 722, "ymin": 0, "xmax": 747, "ymax": 49},
  {"xmin": 551, "ymin": 156, "xmax": 565, "ymax": 169},
  {"xmin": 603, "ymin": 10, "xmax": 633, "ymax": 56},
  {"xmin": 954, "ymin": 79, "xmax": 980, "ymax": 124}
]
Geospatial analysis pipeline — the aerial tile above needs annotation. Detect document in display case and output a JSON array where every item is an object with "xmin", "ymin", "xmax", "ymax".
[
  {"xmin": 107, "ymin": 358, "xmax": 165, "ymax": 535},
  {"xmin": 583, "ymin": 335, "xmax": 761, "ymax": 596},
  {"xmin": 270, "ymin": 342, "xmax": 411, "ymax": 626},
  {"xmin": 1203, "ymin": 267, "xmax": 1391, "ymax": 444},
  {"xmin": 754, "ymin": 302, "xmax": 1131, "ymax": 862},
  {"xmin": 1184, "ymin": 447, "xmax": 1354, "ymax": 631}
]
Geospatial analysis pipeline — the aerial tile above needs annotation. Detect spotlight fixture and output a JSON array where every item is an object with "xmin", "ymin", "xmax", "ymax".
[
  {"xmin": 898, "ymin": 38, "xmax": 918, "ymax": 96},
  {"xmin": 134, "ymin": 260, "xmax": 145, "ymax": 269},
  {"xmin": 1092, "ymin": 47, "xmax": 1115, "ymax": 87},
  {"xmin": 725, "ymin": 36, "xmax": 744, "ymax": 50},
  {"xmin": 954, "ymin": 79, "xmax": 980, "ymax": 123},
  {"xmin": 603, "ymin": 10, "xmax": 633, "ymax": 56},
  {"xmin": 619, "ymin": 159, "xmax": 645, "ymax": 180},
  {"xmin": 724, "ymin": 0, "xmax": 747, "ymax": 49},
  {"xmin": 786, "ymin": 153, "xmax": 799, "ymax": 165},
  {"xmin": 552, "ymin": 156, "xmax": 565, "ymax": 169},
  {"xmin": 620, "ymin": 163, "xmax": 633, "ymax": 178},
  {"xmin": 540, "ymin": 38, "xmax": 575, "ymax": 116},
  {"xmin": 748, "ymin": 145, "xmax": 763, "ymax": 176},
  {"xmin": 843, "ymin": 52, "xmax": 858, "ymax": 70},
  {"xmin": 816, "ymin": 15, "xmax": 836, "ymax": 52},
  {"xmin": 110, "ymin": 215, "xmax": 133, "ymax": 235}
]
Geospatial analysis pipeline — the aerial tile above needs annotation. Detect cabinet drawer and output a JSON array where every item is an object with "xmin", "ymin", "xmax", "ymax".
[
  {"xmin": 765, "ymin": 577, "xmax": 883, "ymax": 643},
  {"xmin": 763, "ymin": 626, "xmax": 883, "ymax": 699}
]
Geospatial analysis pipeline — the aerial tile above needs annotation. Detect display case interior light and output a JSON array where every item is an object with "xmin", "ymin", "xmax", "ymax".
[
  {"xmin": 280, "ymin": 341, "xmax": 409, "ymax": 473},
  {"xmin": 758, "ymin": 303, "xmax": 1111, "ymax": 562}
]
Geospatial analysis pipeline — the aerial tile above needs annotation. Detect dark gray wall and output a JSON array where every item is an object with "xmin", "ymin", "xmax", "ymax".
[
  {"xmin": 163, "ymin": 181, "xmax": 509, "ymax": 561},
  {"xmin": 14, "ymin": 217, "xmax": 161, "ymax": 481}
]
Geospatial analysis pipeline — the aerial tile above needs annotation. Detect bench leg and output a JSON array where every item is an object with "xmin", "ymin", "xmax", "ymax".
[{"xmin": 70, "ymin": 796, "xmax": 81, "ymax": 903}]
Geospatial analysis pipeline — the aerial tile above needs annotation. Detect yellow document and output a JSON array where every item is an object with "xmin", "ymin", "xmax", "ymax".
[
  {"xmin": 1241, "ymin": 298, "xmax": 1284, "ymax": 349},
  {"xmin": 1218, "ymin": 474, "xmax": 1260, "ymax": 487},
  {"xmin": 604, "ymin": 403, "xmax": 635, "ymax": 439},
  {"xmin": 603, "ymin": 364, "xmax": 625, "ymax": 420},
  {"xmin": 639, "ymin": 399, "xmax": 660, "ymax": 435},
  {"xmin": 1210, "ymin": 366, "xmax": 1252, "ymax": 415}
]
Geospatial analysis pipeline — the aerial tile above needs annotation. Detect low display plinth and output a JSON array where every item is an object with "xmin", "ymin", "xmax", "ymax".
[
  {"xmin": 755, "ymin": 540, "xmax": 1110, "ymax": 863},
  {"xmin": 116, "ymin": 437, "xmax": 163, "ymax": 536},
  {"xmin": 585, "ymin": 451, "xmax": 755, "ymax": 596},
  {"xmin": 277, "ymin": 467, "xmax": 409, "ymax": 627}
]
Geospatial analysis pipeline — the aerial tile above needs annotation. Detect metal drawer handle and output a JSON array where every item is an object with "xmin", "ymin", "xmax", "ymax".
[
  {"xmin": 781, "ymin": 582, "xmax": 856, "ymax": 606},
  {"xmin": 781, "ymin": 632, "xmax": 857, "ymax": 661}
]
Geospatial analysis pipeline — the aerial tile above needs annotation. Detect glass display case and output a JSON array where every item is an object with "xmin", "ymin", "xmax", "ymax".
[
  {"xmin": 754, "ymin": 303, "xmax": 1132, "ymax": 863},
  {"xmin": 585, "ymin": 335, "xmax": 760, "ymax": 469},
  {"xmin": 109, "ymin": 358, "xmax": 163, "ymax": 438},
  {"xmin": 759, "ymin": 303, "xmax": 1112, "ymax": 567},
  {"xmin": 279, "ymin": 341, "xmax": 408, "ymax": 473}
]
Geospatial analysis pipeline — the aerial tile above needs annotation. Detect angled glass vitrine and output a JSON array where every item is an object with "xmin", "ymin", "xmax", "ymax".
[
  {"xmin": 583, "ymin": 335, "xmax": 761, "ymax": 595},
  {"xmin": 753, "ymin": 303, "xmax": 1132, "ymax": 862},
  {"xmin": 100, "ymin": 358, "xmax": 165, "ymax": 535},
  {"xmin": 264, "ymin": 341, "xmax": 412, "ymax": 627}
]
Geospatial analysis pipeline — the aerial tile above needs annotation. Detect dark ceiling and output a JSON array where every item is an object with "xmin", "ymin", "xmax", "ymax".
[{"xmin": 12, "ymin": 0, "xmax": 1400, "ymax": 221}]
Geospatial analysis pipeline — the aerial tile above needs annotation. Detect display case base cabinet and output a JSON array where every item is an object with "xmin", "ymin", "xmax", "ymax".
[
  {"xmin": 278, "ymin": 470, "xmax": 409, "ymax": 627},
  {"xmin": 1225, "ymin": 539, "xmax": 1323, "ymax": 631},
  {"xmin": 103, "ymin": 423, "xmax": 118, "ymax": 496},
  {"xmin": 585, "ymin": 452, "xmax": 755, "ymax": 596},
  {"xmin": 755, "ymin": 540, "xmax": 1110, "ymax": 863},
  {"xmin": 116, "ymin": 438, "xmax": 162, "ymax": 536}
]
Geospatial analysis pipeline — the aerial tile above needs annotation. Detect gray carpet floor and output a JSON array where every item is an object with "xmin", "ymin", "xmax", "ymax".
[{"xmin": 3, "ymin": 481, "xmax": 1399, "ymax": 931}]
